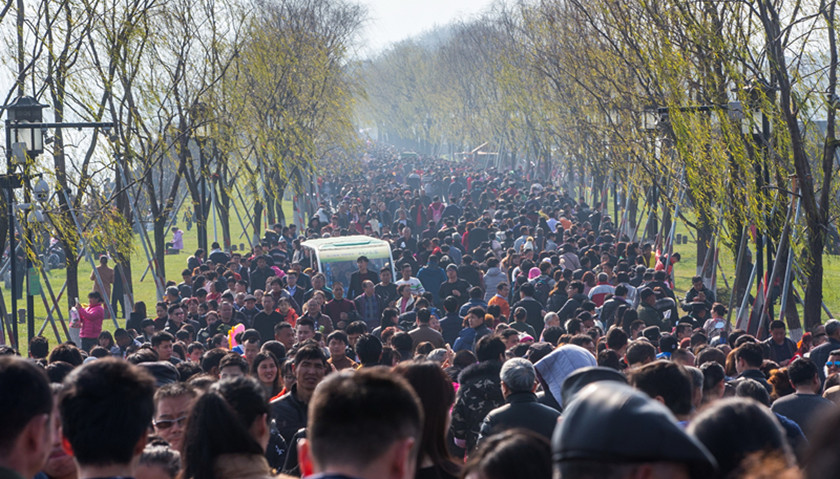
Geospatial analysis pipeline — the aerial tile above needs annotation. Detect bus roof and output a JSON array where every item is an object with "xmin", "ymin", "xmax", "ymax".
[{"xmin": 301, "ymin": 235, "xmax": 391, "ymax": 251}]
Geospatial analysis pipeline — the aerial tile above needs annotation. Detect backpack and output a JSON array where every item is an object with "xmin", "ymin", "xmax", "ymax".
[{"xmin": 533, "ymin": 276, "xmax": 551, "ymax": 306}]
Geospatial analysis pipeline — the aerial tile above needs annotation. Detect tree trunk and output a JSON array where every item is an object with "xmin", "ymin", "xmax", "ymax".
[
  {"xmin": 194, "ymin": 199, "xmax": 208, "ymax": 253},
  {"xmin": 153, "ymin": 215, "xmax": 167, "ymax": 283},
  {"xmin": 215, "ymin": 175, "xmax": 232, "ymax": 251},
  {"xmin": 252, "ymin": 199, "xmax": 263, "ymax": 243},
  {"xmin": 65, "ymin": 258, "xmax": 80, "ymax": 307}
]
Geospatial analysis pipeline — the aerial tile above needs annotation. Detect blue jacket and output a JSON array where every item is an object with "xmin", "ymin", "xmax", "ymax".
[
  {"xmin": 453, "ymin": 325, "xmax": 491, "ymax": 352},
  {"xmin": 418, "ymin": 264, "xmax": 446, "ymax": 304}
]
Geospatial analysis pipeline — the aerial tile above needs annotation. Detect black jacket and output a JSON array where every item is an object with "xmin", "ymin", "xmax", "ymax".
[
  {"xmin": 451, "ymin": 360, "xmax": 504, "ymax": 454},
  {"xmin": 270, "ymin": 385, "xmax": 308, "ymax": 445},
  {"xmin": 478, "ymin": 391, "xmax": 561, "ymax": 442},
  {"xmin": 557, "ymin": 293, "xmax": 588, "ymax": 322}
]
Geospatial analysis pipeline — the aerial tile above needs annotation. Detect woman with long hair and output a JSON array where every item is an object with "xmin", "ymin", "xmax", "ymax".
[
  {"xmin": 98, "ymin": 330, "xmax": 115, "ymax": 350},
  {"xmin": 181, "ymin": 376, "xmax": 273, "ymax": 479},
  {"xmin": 393, "ymin": 360, "xmax": 460, "ymax": 479},
  {"xmin": 251, "ymin": 351, "xmax": 282, "ymax": 398}
]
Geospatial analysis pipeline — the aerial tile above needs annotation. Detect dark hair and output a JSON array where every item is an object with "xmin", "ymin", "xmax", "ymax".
[
  {"xmin": 475, "ymin": 335, "xmax": 505, "ymax": 362},
  {"xmin": 462, "ymin": 429, "xmax": 551, "ymax": 479},
  {"xmin": 48, "ymin": 343, "xmax": 84, "ymax": 366},
  {"xmin": 700, "ymin": 362, "xmax": 725, "ymax": 399},
  {"xmin": 769, "ymin": 320, "xmax": 786, "ymax": 330},
  {"xmin": 200, "ymin": 348, "xmax": 227, "ymax": 374},
  {"xmin": 541, "ymin": 326, "xmax": 563, "ymax": 345},
  {"xmin": 597, "ymin": 349, "xmax": 622, "ymax": 370},
  {"xmin": 260, "ymin": 341, "xmax": 286, "ymax": 362},
  {"xmin": 391, "ymin": 332, "xmax": 413, "ymax": 354},
  {"xmin": 393, "ymin": 361, "xmax": 460, "ymax": 477},
  {"xmin": 46, "ymin": 361, "xmax": 75, "ymax": 383},
  {"xmin": 734, "ymin": 378, "xmax": 771, "ymax": 406},
  {"xmin": 605, "ymin": 327, "xmax": 628, "ymax": 351},
  {"xmin": 139, "ymin": 444, "xmax": 181, "ymax": 479},
  {"xmin": 294, "ymin": 343, "xmax": 328, "ymax": 367},
  {"xmin": 152, "ymin": 331, "xmax": 175, "ymax": 348},
  {"xmin": 696, "ymin": 347, "xmax": 726, "ymax": 367},
  {"xmin": 467, "ymin": 306, "xmax": 486, "ymax": 319},
  {"xmin": 89, "ymin": 346, "xmax": 111, "ymax": 358},
  {"xmin": 273, "ymin": 322, "xmax": 293, "ymax": 334},
  {"xmin": 519, "ymin": 283, "xmax": 535, "ymax": 297},
  {"xmin": 219, "ymin": 352, "xmax": 249, "ymax": 374},
  {"xmin": 443, "ymin": 295, "xmax": 459, "ymax": 313},
  {"xmin": 327, "ymin": 330, "xmax": 349, "ymax": 346},
  {"xmin": 631, "ymin": 360, "xmax": 693, "ymax": 416},
  {"xmin": 346, "ymin": 321, "xmax": 368, "ymax": 336},
  {"xmin": 0, "ymin": 357, "xmax": 52, "ymax": 453},
  {"xmin": 787, "ymin": 357, "xmax": 819, "ymax": 386},
  {"xmin": 688, "ymin": 398, "xmax": 790, "ymax": 478},
  {"xmin": 355, "ymin": 334, "xmax": 383, "ymax": 365},
  {"xmin": 176, "ymin": 362, "xmax": 203, "ymax": 382},
  {"xmin": 735, "ymin": 342, "xmax": 764, "ymax": 368},
  {"xmin": 29, "ymin": 336, "xmax": 49, "ymax": 359},
  {"xmin": 307, "ymin": 368, "xmax": 423, "ymax": 470},
  {"xmin": 60, "ymin": 358, "xmax": 155, "ymax": 465},
  {"xmin": 182, "ymin": 376, "xmax": 269, "ymax": 479}
]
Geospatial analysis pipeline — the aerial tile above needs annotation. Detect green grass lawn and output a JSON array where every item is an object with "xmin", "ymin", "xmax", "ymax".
[
  {"xmin": 2, "ymin": 200, "xmax": 296, "ymax": 355},
  {"xmin": 3, "ymin": 190, "xmax": 836, "ymax": 356}
]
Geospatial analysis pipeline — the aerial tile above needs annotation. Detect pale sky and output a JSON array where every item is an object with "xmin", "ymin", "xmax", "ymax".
[{"xmin": 357, "ymin": 0, "xmax": 498, "ymax": 56}]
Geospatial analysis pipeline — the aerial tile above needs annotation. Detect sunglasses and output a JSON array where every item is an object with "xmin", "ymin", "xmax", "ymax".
[
  {"xmin": 826, "ymin": 361, "xmax": 840, "ymax": 368},
  {"xmin": 154, "ymin": 415, "xmax": 188, "ymax": 430}
]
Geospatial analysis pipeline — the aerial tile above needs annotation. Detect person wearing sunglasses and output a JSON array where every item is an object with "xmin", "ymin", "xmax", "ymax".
[
  {"xmin": 153, "ymin": 383, "xmax": 197, "ymax": 452},
  {"xmin": 825, "ymin": 350, "xmax": 840, "ymax": 380}
]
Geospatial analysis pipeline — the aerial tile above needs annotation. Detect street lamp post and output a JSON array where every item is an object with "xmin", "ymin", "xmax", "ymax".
[
  {"xmin": 4, "ymin": 95, "xmax": 46, "ymax": 350},
  {"xmin": 4, "ymin": 95, "xmax": 114, "ymax": 351}
]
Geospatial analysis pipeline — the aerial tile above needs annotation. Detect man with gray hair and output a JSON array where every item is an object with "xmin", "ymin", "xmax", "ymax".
[{"xmin": 477, "ymin": 357, "xmax": 561, "ymax": 442}]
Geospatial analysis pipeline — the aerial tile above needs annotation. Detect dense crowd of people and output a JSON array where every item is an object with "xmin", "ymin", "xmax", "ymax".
[{"xmin": 3, "ymin": 147, "xmax": 840, "ymax": 479}]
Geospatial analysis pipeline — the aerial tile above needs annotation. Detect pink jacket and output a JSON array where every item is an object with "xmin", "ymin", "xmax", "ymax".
[{"xmin": 78, "ymin": 303, "xmax": 104, "ymax": 339}]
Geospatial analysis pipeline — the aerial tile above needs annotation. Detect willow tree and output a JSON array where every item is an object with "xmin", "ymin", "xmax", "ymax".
[{"xmin": 235, "ymin": 0, "xmax": 365, "ymax": 238}]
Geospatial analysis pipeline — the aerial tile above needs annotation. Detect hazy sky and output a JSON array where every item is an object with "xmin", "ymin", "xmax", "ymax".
[{"xmin": 357, "ymin": 0, "xmax": 497, "ymax": 56}]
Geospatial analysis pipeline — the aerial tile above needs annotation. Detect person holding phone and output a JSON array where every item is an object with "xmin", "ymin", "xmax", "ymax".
[{"xmin": 77, "ymin": 291, "xmax": 105, "ymax": 352}]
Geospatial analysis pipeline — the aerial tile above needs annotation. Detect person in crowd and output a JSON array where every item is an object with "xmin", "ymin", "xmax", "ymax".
[
  {"xmin": 0, "ymin": 357, "xmax": 54, "ymax": 479},
  {"xmin": 270, "ymin": 344, "xmax": 328, "ymax": 445},
  {"xmin": 135, "ymin": 444, "xmax": 180, "ymax": 479},
  {"xmin": 348, "ymin": 256, "xmax": 380, "ymax": 299},
  {"xmin": 478, "ymin": 358, "xmax": 560, "ymax": 442},
  {"xmin": 462, "ymin": 430, "xmax": 551, "ymax": 479},
  {"xmin": 251, "ymin": 351, "xmax": 283, "ymax": 398},
  {"xmin": 59, "ymin": 359, "xmax": 156, "ymax": 479},
  {"xmin": 181, "ymin": 376, "xmax": 275, "ymax": 479},
  {"xmin": 152, "ymin": 382, "xmax": 197, "ymax": 452},
  {"xmin": 408, "ymin": 308, "xmax": 445, "ymax": 349},
  {"xmin": 453, "ymin": 307, "xmax": 491, "ymax": 352},
  {"xmin": 324, "ymin": 282, "xmax": 356, "ymax": 330},
  {"xmin": 689, "ymin": 398, "xmax": 794, "ymax": 479},
  {"xmin": 770, "ymin": 357, "xmax": 835, "ymax": 436},
  {"xmin": 354, "ymin": 280, "xmax": 384, "ymax": 330},
  {"xmin": 451, "ymin": 335, "xmax": 506, "ymax": 455},
  {"xmin": 393, "ymin": 360, "xmax": 461, "ymax": 479},
  {"xmin": 810, "ymin": 319, "xmax": 840, "ymax": 382},
  {"xmin": 326, "ymin": 330, "xmax": 359, "ymax": 371},
  {"xmin": 297, "ymin": 368, "xmax": 423, "ymax": 479},
  {"xmin": 554, "ymin": 382, "xmax": 717, "ymax": 479},
  {"xmin": 731, "ymin": 342, "xmax": 773, "ymax": 394},
  {"xmin": 764, "ymin": 320, "xmax": 798, "ymax": 366},
  {"xmin": 76, "ymin": 292, "xmax": 105, "ymax": 352}
]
